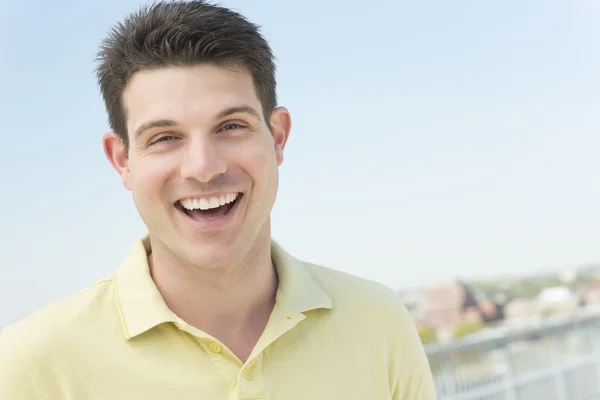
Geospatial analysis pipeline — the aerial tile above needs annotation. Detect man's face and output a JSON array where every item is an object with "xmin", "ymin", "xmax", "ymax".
[{"xmin": 103, "ymin": 64, "xmax": 291, "ymax": 268}]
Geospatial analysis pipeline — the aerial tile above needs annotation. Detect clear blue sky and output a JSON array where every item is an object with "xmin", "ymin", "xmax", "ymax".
[{"xmin": 1, "ymin": 0, "xmax": 599, "ymax": 328}]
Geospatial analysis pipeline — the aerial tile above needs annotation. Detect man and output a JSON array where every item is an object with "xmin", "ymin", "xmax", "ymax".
[{"xmin": 0, "ymin": 1, "xmax": 436, "ymax": 398}]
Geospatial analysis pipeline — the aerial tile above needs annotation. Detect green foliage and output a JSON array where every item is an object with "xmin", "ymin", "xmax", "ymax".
[
  {"xmin": 417, "ymin": 326, "xmax": 437, "ymax": 345},
  {"xmin": 470, "ymin": 274, "xmax": 584, "ymax": 300},
  {"xmin": 452, "ymin": 321, "xmax": 485, "ymax": 339}
]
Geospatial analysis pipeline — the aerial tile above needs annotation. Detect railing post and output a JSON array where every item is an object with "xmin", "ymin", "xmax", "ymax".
[
  {"xmin": 425, "ymin": 311, "xmax": 600, "ymax": 400},
  {"xmin": 440, "ymin": 355, "xmax": 458, "ymax": 398},
  {"xmin": 501, "ymin": 338, "xmax": 518, "ymax": 400},
  {"xmin": 549, "ymin": 334, "xmax": 569, "ymax": 400},
  {"xmin": 586, "ymin": 320, "xmax": 600, "ymax": 396}
]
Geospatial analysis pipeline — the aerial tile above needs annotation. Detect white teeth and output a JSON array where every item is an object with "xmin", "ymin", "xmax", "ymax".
[
  {"xmin": 180, "ymin": 193, "xmax": 239, "ymax": 211},
  {"xmin": 208, "ymin": 197, "xmax": 219, "ymax": 208},
  {"xmin": 199, "ymin": 198, "xmax": 210, "ymax": 210}
]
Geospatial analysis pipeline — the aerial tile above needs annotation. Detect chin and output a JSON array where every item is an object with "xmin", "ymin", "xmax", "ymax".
[{"xmin": 181, "ymin": 237, "xmax": 241, "ymax": 268}]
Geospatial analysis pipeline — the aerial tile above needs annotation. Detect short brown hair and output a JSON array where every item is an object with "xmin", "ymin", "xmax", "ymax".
[{"xmin": 96, "ymin": 0, "xmax": 277, "ymax": 150}]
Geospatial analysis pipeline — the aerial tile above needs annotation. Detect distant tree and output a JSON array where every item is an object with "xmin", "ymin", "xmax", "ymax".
[
  {"xmin": 417, "ymin": 325, "xmax": 437, "ymax": 345},
  {"xmin": 469, "ymin": 274, "xmax": 572, "ymax": 300},
  {"xmin": 452, "ymin": 321, "xmax": 485, "ymax": 339}
]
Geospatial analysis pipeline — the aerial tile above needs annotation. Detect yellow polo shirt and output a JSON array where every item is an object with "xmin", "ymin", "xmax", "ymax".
[{"xmin": 0, "ymin": 236, "xmax": 435, "ymax": 399}]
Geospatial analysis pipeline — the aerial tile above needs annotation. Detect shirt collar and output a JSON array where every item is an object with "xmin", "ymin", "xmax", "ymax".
[
  {"xmin": 114, "ymin": 235, "xmax": 178, "ymax": 339},
  {"xmin": 114, "ymin": 235, "xmax": 332, "ymax": 340},
  {"xmin": 271, "ymin": 240, "xmax": 333, "ymax": 314}
]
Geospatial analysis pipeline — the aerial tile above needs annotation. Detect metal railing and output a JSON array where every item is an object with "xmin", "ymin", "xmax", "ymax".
[{"xmin": 425, "ymin": 307, "xmax": 600, "ymax": 400}]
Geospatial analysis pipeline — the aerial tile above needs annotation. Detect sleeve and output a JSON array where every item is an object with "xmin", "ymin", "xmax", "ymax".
[
  {"xmin": 390, "ymin": 301, "xmax": 437, "ymax": 400},
  {"xmin": 0, "ymin": 326, "xmax": 47, "ymax": 399}
]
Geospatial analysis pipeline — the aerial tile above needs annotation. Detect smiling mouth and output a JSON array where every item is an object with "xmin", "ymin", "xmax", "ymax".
[{"xmin": 175, "ymin": 192, "xmax": 242, "ymax": 222}]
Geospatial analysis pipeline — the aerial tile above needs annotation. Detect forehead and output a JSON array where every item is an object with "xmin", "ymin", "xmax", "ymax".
[{"xmin": 122, "ymin": 64, "xmax": 261, "ymax": 132}]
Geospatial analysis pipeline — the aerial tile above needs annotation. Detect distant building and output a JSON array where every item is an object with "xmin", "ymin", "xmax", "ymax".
[
  {"xmin": 537, "ymin": 286, "xmax": 578, "ymax": 316},
  {"xmin": 420, "ymin": 279, "xmax": 504, "ymax": 338},
  {"xmin": 504, "ymin": 298, "xmax": 539, "ymax": 320},
  {"xmin": 582, "ymin": 282, "xmax": 600, "ymax": 305}
]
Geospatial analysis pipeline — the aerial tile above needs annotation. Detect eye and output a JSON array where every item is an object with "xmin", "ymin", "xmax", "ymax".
[
  {"xmin": 220, "ymin": 122, "xmax": 245, "ymax": 131},
  {"xmin": 150, "ymin": 135, "xmax": 178, "ymax": 145}
]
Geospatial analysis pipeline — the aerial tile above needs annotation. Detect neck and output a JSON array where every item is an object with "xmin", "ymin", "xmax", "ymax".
[{"xmin": 148, "ymin": 226, "xmax": 277, "ymax": 338}]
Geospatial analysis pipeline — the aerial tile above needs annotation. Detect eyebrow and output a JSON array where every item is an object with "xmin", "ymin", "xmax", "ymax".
[
  {"xmin": 134, "ymin": 105, "xmax": 262, "ymax": 138},
  {"xmin": 216, "ymin": 105, "xmax": 262, "ymax": 121},
  {"xmin": 134, "ymin": 119, "xmax": 178, "ymax": 138}
]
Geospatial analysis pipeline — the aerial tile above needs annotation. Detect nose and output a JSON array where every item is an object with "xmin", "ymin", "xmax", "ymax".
[{"xmin": 179, "ymin": 136, "xmax": 227, "ymax": 183}]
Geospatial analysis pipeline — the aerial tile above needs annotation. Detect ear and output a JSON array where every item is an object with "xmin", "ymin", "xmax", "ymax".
[
  {"xmin": 103, "ymin": 132, "xmax": 131, "ymax": 191},
  {"xmin": 269, "ymin": 107, "xmax": 292, "ymax": 166}
]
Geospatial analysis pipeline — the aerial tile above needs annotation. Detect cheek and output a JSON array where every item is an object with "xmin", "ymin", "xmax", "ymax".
[
  {"xmin": 229, "ymin": 141, "xmax": 278, "ymax": 184},
  {"xmin": 230, "ymin": 134, "xmax": 277, "ymax": 165},
  {"xmin": 129, "ymin": 158, "xmax": 173, "ymax": 204}
]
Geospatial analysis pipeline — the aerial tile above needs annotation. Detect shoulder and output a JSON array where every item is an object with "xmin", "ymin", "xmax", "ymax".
[
  {"xmin": 0, "ymin": 277, "xmax": 116, "ymax": 370},
  {"xmin": 304, "ymin": 261, "xmax": 409, "ymax": 320},
  {"xmin": 303, "ymin": 262, "xmax": 436, "ymax": 399},
  {"xmin": 302, "ymin": 261, "xmax": 417, "ymax": 344},
  {"xmin": 3, "ymin": 277, "xmax": 116, "ymax": 340},
  {"xmin": 0, "ymin": 277, "xmax": 118, "ymax": 398},
  {"xmin": 0, "ymin": 322, "xmax": 46, "ymax": 398}
]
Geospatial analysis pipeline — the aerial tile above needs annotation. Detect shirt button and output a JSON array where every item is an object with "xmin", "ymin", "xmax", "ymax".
[
  {"xmin": 243, "ymin": 368, "xmax": 253, "ymax": 380},
  {"xmin": 208, "ymin": 342, "xmax": 222, "ymax": 354}
]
